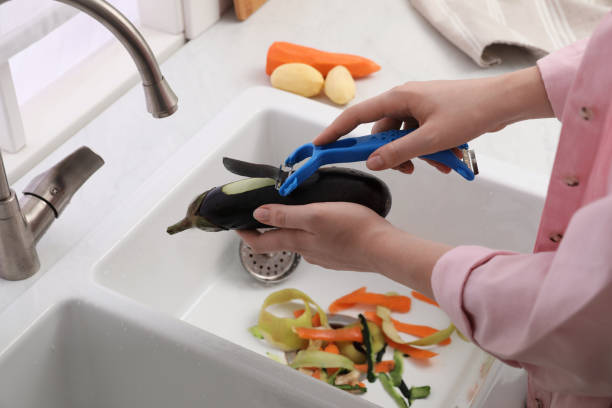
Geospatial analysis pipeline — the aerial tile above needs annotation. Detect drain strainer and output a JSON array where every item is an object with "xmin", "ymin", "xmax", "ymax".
[{"xmin": 239, "ymin": 240, "xmax": 300, "ymax": 283}]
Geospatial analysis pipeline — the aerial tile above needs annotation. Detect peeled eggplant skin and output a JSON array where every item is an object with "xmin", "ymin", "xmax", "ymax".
[{"xmin": 167, "ymin": 167, "xmax": 391, "ymax": 234}]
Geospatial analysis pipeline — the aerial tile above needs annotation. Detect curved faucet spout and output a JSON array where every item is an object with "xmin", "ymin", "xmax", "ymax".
[
  {"xmin": 5, "ymin": 0, "xmax": 179, "ymax": 117},
  {"xmin": 0, "ymin": 0, "xmax": 179, "ymax": 280},
  {"xmin": 55, "ymin": 0, "xmax": 178, "ymax": 117}
]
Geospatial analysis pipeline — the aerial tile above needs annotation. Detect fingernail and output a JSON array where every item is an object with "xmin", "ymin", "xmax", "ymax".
[
  {"xmin": 367, "ymin": 155, "xmax": 384, "ymax": 170},
  {"xmin": 253, "ymin": 207, "xmax": 270, "ymax": 222}
]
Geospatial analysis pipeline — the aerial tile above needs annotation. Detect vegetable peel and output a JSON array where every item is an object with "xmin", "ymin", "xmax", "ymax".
[
  {"xmin": 376, "ymin": 306, "xmax": 454, "ymax": 346},
  {"xmin": 254, "ymin": 288, "xmax": 328, "ymax": 351},
  {"xmin": 290, "ymin": 350, "xmax": 355, "ymax": 371},
  {"xmin": 364, "ymin": 311, "xmax": 451, "ymax": 346},
  {"xmin": 330, "ymin": 288, "xmax": 411, "ymax": 313}
]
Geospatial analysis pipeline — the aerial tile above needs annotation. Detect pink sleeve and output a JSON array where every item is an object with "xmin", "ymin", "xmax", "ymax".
[
  {"xmin": 431, "ymin": 194, "xmax": 612, "ymax": 394},
  {"xmin": 536, "ymin": 38, "xmax": 588, "ymax": 120}
]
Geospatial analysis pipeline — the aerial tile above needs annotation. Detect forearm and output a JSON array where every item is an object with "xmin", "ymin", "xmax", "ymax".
[
  {"xmin": 370, "ymin": 228, "xmax": 452, "ymax": 299},
  {"xmin": 488, "ymin": 66, "xmax": 554, "ymax": 128}
]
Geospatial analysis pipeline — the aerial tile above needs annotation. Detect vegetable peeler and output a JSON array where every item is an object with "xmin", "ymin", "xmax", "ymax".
[{"xmin": 276, "ymin": 128, "xmax": 478, "ymax": 196}]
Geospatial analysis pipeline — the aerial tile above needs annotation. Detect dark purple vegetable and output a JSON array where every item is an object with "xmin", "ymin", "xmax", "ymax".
[{"xmin": 167, "ymin": 167, "xmax": 391, "ymax": 234}]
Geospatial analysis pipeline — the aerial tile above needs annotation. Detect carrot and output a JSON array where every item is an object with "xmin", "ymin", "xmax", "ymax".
[
  {"xmin": 324, "ymin": 343, "xmax": 340, "ymax": 375},
  {"xmin": 294, "ymin": 326, "xmax": 362, "ymax": 342},
  {"xmin": 293, "ymin": 309, "xmax": 322, "ymax": 327},
  {"xmin": 312, "ymin": 368, "xmax": 321, "ymax": 380},
  {"xmin": 363, "ymin": 312, "xmax": 451, "ymax": 346},
  {"xmin": 363, "ymin": 312, "xmax": 383, "ymax": 326},
  {"xmin": 266, "ymin": 42, "xmax": 381, "ymax": 78},
  {"xmin": 385, "ymin": 338, "xmax": 438, "ymax": 359},
  {"xmin": 354, "ymin": 360, "xmax": 395, "ymax": 373},
  {"xmin": 324, "ymin": 343, "xmax": 340, "ymax": 354},
  {"xmin": 329, "ymin": 288, "xmax": 411, "ymax": 314},
  {"xmin": 358, "ymin": 382, "xmax": 366, "ymax": 388},
  {"xmin": 328, "ymin": 287, "xmax": 366, "ymax": 312},
  {"xmin": 363, "ymin": 314, "xmax": 439, "ymax": 359},
  {"xmin": 411, "ymin": 291, "xmax": 440, "ymax": 307}
]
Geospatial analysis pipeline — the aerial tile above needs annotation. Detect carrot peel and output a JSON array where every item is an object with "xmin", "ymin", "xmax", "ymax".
[
  {"xmin": 329, "ymin": 288, "xmax": 411, "ymax": 313},
  {"xmin": 412, "ymin": 291, "xmax": 440, "ymax": 307},
  {"xmin": 363, "ymin": 311, "xmax": 451, "ymax": 346},
  {"xmin": 294, "ymin": 326, "xmax": 363, "ymax": 342},
  {"xmin": 385, "ymin": 337, "xmax": 438, "ymax": 359},
  {"xmin": 354, "ymin": 360, "xmax": 395, "ymax": 373}
]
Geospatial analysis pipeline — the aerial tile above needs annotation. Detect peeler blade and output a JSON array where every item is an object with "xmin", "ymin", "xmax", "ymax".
[{"xmin": 222, "ymin": 157, "xmax": 291, "ymax": 185}]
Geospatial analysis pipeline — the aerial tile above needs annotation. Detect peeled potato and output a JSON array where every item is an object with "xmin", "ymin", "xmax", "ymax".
[
  {"xmin": 324, "ymin": 65, "xmax": 355, "ymax": 105},
  {"xmin": 270, "ymin": 63, "xmax": 324, "ymax": 97}
]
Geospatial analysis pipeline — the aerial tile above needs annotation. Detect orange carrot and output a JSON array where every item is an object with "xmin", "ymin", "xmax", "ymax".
[
  {"xmin": 266, "ymin": 42, "xmax": 381, "ymax": 78},
  {"xmin": 324, "ymin": 343, "xmax": 340, "ymax": 375},
  {"xmin": 411, "ymin": 291, "xmax": 440, "ymax": 307},
  {"xmin": 358, "ymin": 382, "xmax": 366, "ymax": 388},
  {"xmin": 363, "ymin": 312, "xmax": 451, "ymax": 346},
  {"xmin": 354, "ymin": 360, "xmax": 395, "ymax": 373},
  {"xmin": 329, "ymin": 288, "xmax": 411, "ymax": 313},
  {"xmin": 385, "ymin": 338, "xmax": 438, "ymax": 359},
  {"xmin": 324, "ymin": 343, "xmax": 340, "ymax": 354},
  {"xmin": 328, "ymin": 287, "xmax": 366, "ymax": 312},
  {"xmin": 312, "ymin": 368, "xmax": 321, "ymax": 380},
  {"xmin": 294, "ymin": 326, "xmax": 362, "ymax": 342},
  {"xmin": 363, "ymin": 315, "xmax": 439, "ymax": 359},
  {"xmin": 293, "ymin": 309, "xmax": 322, "ymax": 327},
  {"xmin": 363, "ymin": 313, "xmax": 383, "ymax": 324}
]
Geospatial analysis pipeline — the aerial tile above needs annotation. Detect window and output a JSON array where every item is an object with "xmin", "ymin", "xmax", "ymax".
[
  {"xmin": 0, "ymin": 0, "xmax": 231, "ymax": 183},
  {"xmin": 10, "ymin": 0, "xmax": 140, "ymax": 105}
]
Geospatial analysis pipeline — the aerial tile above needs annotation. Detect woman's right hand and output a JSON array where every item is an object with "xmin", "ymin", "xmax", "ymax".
[{"xmin": 314, "ymin": 66, "xmax": 553, "ymax": 174}]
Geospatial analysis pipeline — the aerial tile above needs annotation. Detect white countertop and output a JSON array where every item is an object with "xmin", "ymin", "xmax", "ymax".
[{"xmin": 0, "ymin": 0, "xmax": 560, "ymax": 321}]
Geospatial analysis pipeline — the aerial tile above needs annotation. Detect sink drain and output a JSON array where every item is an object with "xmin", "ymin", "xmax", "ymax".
[{"xmin": 239, "ymin": 240, "xmax": 300, "ymax": 283}]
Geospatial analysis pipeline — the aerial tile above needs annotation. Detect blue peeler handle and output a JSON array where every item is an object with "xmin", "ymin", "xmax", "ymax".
[{"xmin": 280, "ymin": 128, "xmax": 474, "ymax": 196}]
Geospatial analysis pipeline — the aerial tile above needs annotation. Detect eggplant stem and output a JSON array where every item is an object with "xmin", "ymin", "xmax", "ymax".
[{"xmin": 167, "ymin": 217, "xmax": 193, "ymax": 235}]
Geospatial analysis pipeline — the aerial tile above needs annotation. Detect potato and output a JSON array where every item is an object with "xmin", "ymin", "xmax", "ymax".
[
  {"xmin": 324, "ymin": 65, "xmax": 355, "ymax": 105},
  {"xmin": 270, "ymin": 63, "xmax": 324, "ymax": 97}
]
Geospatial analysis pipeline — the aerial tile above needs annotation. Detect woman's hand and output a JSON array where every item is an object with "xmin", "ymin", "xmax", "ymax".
[
  {"xmin": 237, "ymin": 202, "xmax": 393, "ymax": 272},
  {"xmin": 237, "ymin": 202, "xmax": 452, "ymax": 298},
  {"xmin": 315, "ymin": 66, "xmax": 553, "ymax": 173}
]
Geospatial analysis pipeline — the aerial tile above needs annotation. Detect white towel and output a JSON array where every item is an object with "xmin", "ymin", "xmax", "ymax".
[{"xmin": 410, "ymin": 0, "xmax": 612, "ymax": 67}]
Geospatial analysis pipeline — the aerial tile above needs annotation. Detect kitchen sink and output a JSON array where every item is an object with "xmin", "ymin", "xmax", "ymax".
[
  {"xmin": 0, "ymin": 298, "xmax": 365, "ymax": 408},
  {"xmin": 92, "ymin": 87, "xmax": 545, "ymax": 407}
]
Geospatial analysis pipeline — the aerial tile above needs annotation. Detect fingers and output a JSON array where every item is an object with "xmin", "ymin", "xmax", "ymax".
[
  {"xmin": 402, "ymin": 117, "xmax": 419, "ymax": 130},
  {"xmin": 314, "ymin": 92, "xmax": 397, "ymax": 145},
  {"xmin": 371, "ymin": 117, "xmax": 402, "ymax": 134},
  {"xmin": 421, "ymin": 147, "xmax": 460, "ymax": 173},
  {"xmin": 366, "ymin": 124, "xmax": 436, "ymax": 170},
  {"xmin": 237, "ymin": 229, "xmax": 308, "ymax": 254},
  {"xmin": 422, "ymin": 158, "xmax": 451, "ymax": 173},
  {"xmin": 393, "ymin": 160, "xmax": 414, "ymax": 174},
  {"xmin": 252, "ymin": 204, "xmax": 319, "ymax": 231}
]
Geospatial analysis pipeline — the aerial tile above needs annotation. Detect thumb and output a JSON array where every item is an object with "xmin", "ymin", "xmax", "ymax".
[
  {"xmin": 253, "ymin": 204, "xmax": 316, "ymax": 231},
  {"xmin": 366, "ymin": 125, "xmax": 437, "ymax": 170}
]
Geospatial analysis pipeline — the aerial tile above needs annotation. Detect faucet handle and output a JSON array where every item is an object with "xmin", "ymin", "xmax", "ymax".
[
  {"xmin": 23, "ymin": 146, "xmax": 104, "ymax": 217},
  {"xmin": 0, "ymin": 146, "xmax": 103, "ymax": 280}
]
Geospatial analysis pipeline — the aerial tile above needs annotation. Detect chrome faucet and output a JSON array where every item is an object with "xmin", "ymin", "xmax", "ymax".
[{"xmin": 0, "ymin": 0, "xmax": 179, "ymax": 280}]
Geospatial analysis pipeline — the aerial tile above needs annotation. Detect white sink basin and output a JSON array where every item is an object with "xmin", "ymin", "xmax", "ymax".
[
  {"xmin": 0, "ymin": 298, "xmax": 366, "ymax": 408},
  {"xmin": 91, "ymin": 87, "xmax": 544, "ymax": 407}
]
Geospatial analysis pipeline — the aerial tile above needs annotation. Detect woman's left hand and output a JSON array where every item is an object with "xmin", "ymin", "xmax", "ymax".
[
  {"xmin": 238, "ymin": 202, "xmax": 452, "ymax": 298},
  {"xmin": 237, "ymin": 202, "xmax": 395, "ymax": 272}
]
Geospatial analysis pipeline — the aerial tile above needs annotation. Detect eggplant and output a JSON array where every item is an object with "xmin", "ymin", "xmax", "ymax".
[{"xmin": 167, "ymin": 167, "xmax": 392, "ymax": 234}]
